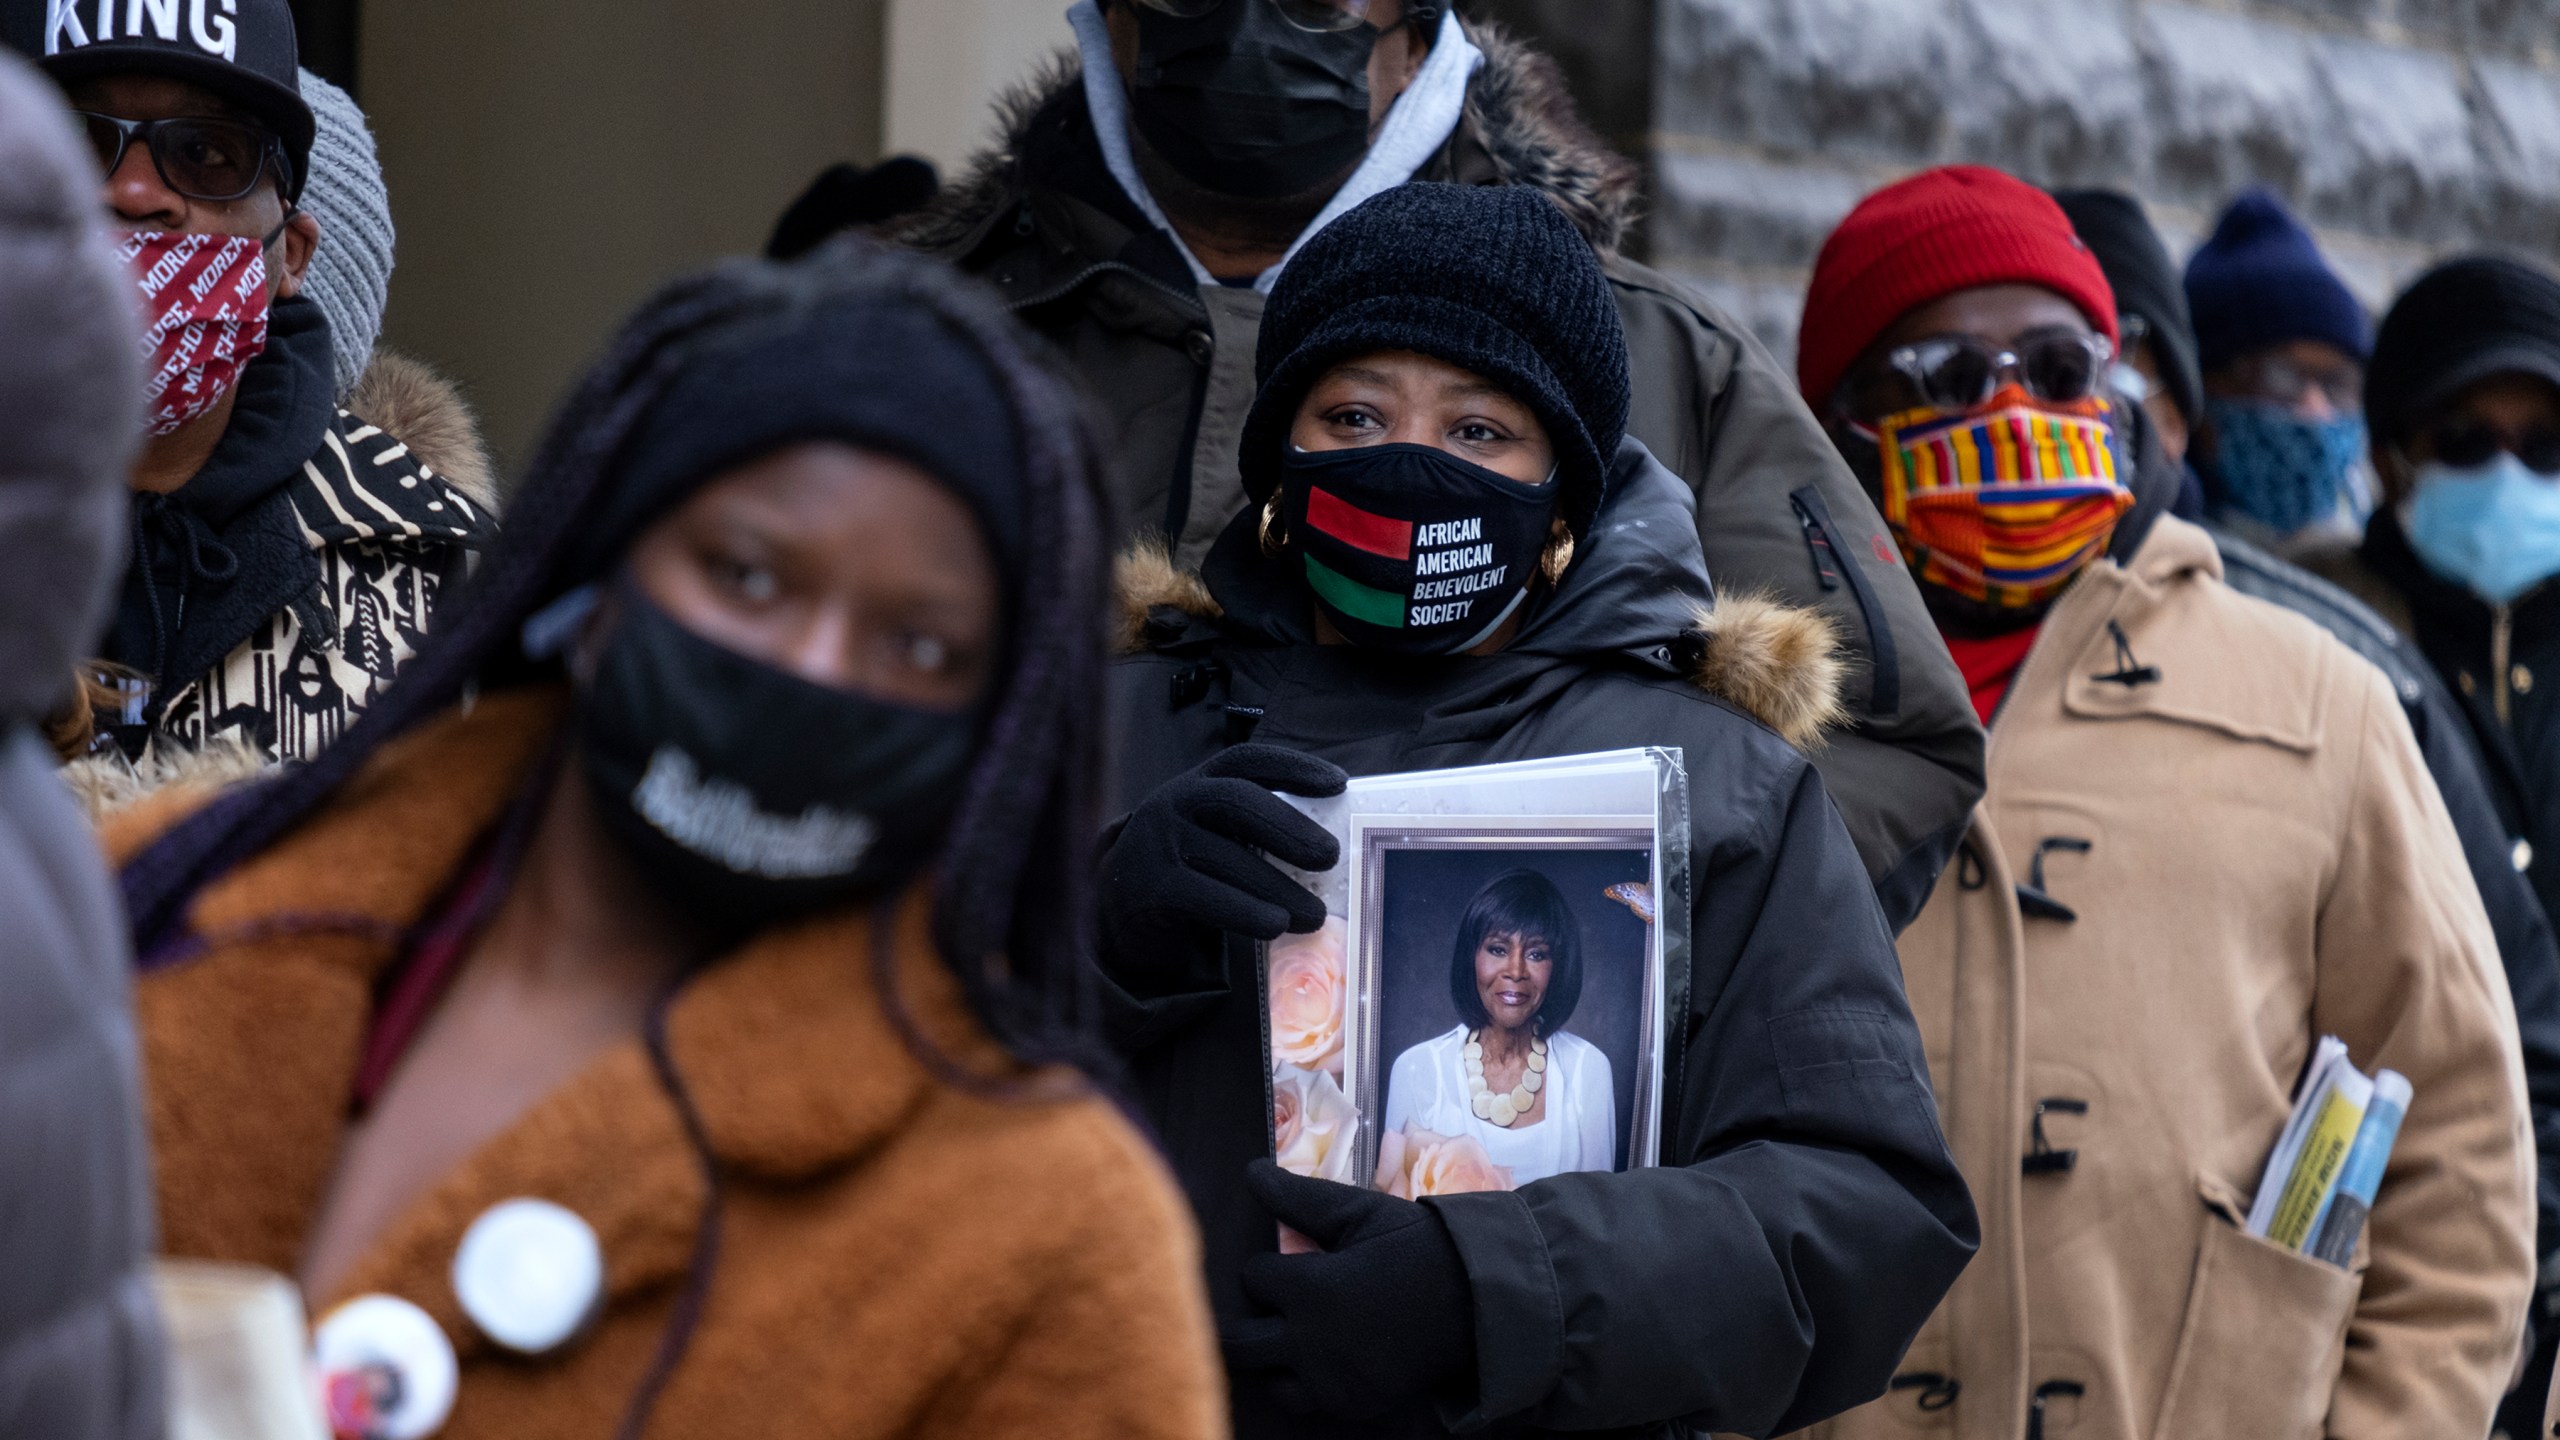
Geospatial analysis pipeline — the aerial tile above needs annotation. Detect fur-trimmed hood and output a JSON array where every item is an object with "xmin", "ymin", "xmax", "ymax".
[
  {"xmin": 345, "ymin": 347, "xmax": 498, "ymax": 511},
  {"xmin": 894, "ymin": 17, "xmax": 1642, "ymax": 261},
  {"xmin": 1118, "ymin": 439, "xmax": 1847, "ymax": 751}
]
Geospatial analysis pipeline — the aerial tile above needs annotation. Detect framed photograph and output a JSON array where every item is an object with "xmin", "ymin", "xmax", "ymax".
[{"xmin": 1266, "ymin": 751, "xmax": 1687, "ymax": 1220}]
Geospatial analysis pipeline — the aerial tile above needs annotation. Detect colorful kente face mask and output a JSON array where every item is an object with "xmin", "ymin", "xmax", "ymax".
[
  {"xmin": 120, "ymin": 229, "xmax": 272, "ymax": 436},
  {"xmin": 1868, "ymin": 384, "xmax": 2134, "ymax": 610}
]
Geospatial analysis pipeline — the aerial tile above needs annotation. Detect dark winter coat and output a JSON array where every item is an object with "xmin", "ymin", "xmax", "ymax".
[
  {"xmin": 1108, "ymin": 439, "xmax": 1978, "ymax": 1439},
  {"xmin": 2213, "ymin": 524, "xmax": 2560, "ymax": 1272},
  {"xmin": 2307, "ymin": 511, "xmax": 2560, "ymax": 1421},
  {"xmin": 900, "ymin": 23, "xmax": 1985, "ymax": 928},
  {"xmin": 98, "ymin": 302, "xmax": 497, "ymax": 766},
  {"xmin": 2317, "ymin": 513, "xmax": 2560, "ymax": 990},
  {"xmin": 0, "ymin": 51, "xmax": 165, "ymax": 1440}
]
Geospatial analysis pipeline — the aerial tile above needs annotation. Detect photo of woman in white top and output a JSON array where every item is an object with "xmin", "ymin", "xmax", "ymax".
[{"xmin": 1383, "ymin": 869, "xmax": 1617, "ymax": 1185}]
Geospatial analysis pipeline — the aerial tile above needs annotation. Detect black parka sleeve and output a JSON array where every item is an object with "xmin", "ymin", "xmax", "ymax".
[
  {"xmin": 1425, "ymin": 758, "xmax": 1977, "ymax": 1436},
  {"xmin": 2413, "ymin": 682, "xmax": 2560, "ymax": 1260}
]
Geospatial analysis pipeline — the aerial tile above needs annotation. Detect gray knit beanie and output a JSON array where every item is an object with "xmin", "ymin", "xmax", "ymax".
[{"xmin": 296, "ymin": 68, "xmax": 393, "ymax": 399}]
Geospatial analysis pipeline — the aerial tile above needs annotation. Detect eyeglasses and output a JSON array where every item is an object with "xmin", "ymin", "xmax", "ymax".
[
  {"xmin": 75, "ymin": 112, "xmax": 281, "ymax": 204},
  {"xmin": 1128, "ymin": 0, "xmax": 1380, "ymax": 33},
  {"xmin": 1886, "ymin": 330, "xmax": 2116, "ymax": 411},
  {"xmin": 2422, "ymin": 417, "xmax": 2560, "ymax": 476},
  {"xmin": 2221, "ymin": 352, "xmax": 2362, "ymax": 412}
]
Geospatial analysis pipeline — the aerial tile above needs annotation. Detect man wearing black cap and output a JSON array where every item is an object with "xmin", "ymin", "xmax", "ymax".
[
  {"xmin": 2050, "ymin": 188, "xmax": 2204, "ymax": 505},
  {"xmin": 5, "ymin": 0, "xmax": 494, "ymax": 774},
  {"xmin": 894, "ymin": 0, "xmax": 1986, "ymax": 935}
]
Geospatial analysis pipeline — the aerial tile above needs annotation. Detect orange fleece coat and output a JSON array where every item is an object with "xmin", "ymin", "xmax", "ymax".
[{"xmin": 104, "ymin": 689, "xmax": 1226, "ymax": 1440}]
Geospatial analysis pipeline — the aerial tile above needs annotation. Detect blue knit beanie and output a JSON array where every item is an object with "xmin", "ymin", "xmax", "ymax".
[
  {"xmin": 1241, "ymin": 183, "xmax": 1629, "ymax": 541},
  {"xmin": 2184, "ymin": 188, "xmax": 2369, "ymax": 372}
]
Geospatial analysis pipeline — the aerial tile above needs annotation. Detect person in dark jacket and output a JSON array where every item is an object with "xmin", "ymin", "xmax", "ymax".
[
  {"xmin": 2063, "ymin": 195, "xmax": 2560, "ymax": 1428},
  {"xmin": 0, "ymin": 51, "xmax": 165, "ymax": 1440},
  {"xmin": 1105, "ymin": 181, "xmax": 1974, "ymax": 1439},
  {"xmin": 2305, "ymin": 255, "xmax": 2560, "ymax": 1433},
  {"xmin": 896, "ymin": 0, "xmax": 1984, "ymax": 930},
  {"xmin": 4, "ymin": 0, "xmax": 495, "ymax": 768}
]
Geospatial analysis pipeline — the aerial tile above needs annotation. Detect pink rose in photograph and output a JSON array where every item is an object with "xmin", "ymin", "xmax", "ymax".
[
  {"xmin": 1272, "ymin": 1066, "xmax": 1359, "ymax": 1185},
  {"xmin": 1267, "ymin": 916, "xmax": 1346, "ymax": 1079},
  {"xmin": 1375, "ymin": 1125, "xmax": 1514, "ymax": 1199}
]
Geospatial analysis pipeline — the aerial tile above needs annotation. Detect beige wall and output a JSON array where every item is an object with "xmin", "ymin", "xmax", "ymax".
[
  {"xmin": 362, "ymin": 0, "xmax": 888, "ymax": 474},
  {"xmin": 884, "ymin": 0, "xmax": 1074, "ymax": 178}
]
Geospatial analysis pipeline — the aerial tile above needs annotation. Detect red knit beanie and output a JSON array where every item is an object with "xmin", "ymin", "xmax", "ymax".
[{"xmin": 1796, "ymin": 165, "xmax": 2118, "ymax": 411}]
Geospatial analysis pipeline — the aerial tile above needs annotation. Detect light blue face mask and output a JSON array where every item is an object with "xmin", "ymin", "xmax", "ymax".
[
  {"xmin": 2404, "ymin": 452, "xmax": 2560, "ymax": 606},
  {"xmin": 2205, "ymin": 399, "xmax": 2370, "ymax": 537}
]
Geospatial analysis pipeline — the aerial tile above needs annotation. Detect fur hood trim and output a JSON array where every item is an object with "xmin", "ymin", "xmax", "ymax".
[
  {"xmin": 896, "ymin": 19, "xmax": 1640, "ymax": 258},
  {"xmin": 1456, "ymin": 23, "xmax": 1641, "ymax": 253},
  {"xmin": 1679, "ymin": 595, "xmax": 1847, "ymax": 752},
  {"xmin": 346, "ymin": 349, "xmax": 499, "ymax": 512},
  {"xmin": 1112, "ymin": 540, "xmax": 1848, "ymax": 750},
  {"xmin": 62, "ymin": 734, "xmax": 267, "ymax": 823}
]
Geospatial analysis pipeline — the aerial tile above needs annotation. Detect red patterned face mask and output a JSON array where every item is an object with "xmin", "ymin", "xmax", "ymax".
[{"xmin": 121, "ymin": 229, "xmax": 271, "ymax": 436}]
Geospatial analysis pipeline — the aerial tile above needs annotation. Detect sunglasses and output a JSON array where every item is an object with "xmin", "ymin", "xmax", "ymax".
[
  {"xmin": 1886, "ymin": 330, "xmax": 2116, "ymax": 412},
  {"xmin": 1128, "ymin": 0, "xmax": 1380, "ymax": 33},
  {"xmin": 76, "ymin": 112, "xmax": 282, "ymax": 204},
  {"xmin": 2423, "ymin": 417, "xmax": 2560, "ymax": 477}
]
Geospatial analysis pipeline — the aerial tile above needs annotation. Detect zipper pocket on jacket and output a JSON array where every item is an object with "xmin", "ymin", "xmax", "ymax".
[{"xmin": 1790, "ymin": 484, "xmax": 1900, "ymax": 717}]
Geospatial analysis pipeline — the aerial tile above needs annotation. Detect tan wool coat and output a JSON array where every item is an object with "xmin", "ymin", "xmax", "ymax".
[
  {"xmin": 1797, "ymin": 516, "xmax": 2535, "ymax": 1440},
  {"xmin": 104, "ymin": 689, "xmax": 1227, "ymax": 1440}
]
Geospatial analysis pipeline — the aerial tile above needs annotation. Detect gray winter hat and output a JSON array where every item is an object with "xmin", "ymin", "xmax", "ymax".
[
  {"xmin": 297, "ymin": 67, "xmax": 393, "ymax": 398},
  {"xmin": 0, "ymin": 51, "xmax": 141, "ymax": 722}
]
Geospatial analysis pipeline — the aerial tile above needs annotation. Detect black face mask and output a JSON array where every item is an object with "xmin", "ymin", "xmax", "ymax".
[
  {"xmin": 1282, "ymin": 443, "xmax": 1558, "ymax": 654},
  {"xmin": 1128, "ymin": 0, "xmax": 1378, "ymax": 201},
  {"xmin": 575, "ymin": 588, "xmax": 980, "ymax": 933}
]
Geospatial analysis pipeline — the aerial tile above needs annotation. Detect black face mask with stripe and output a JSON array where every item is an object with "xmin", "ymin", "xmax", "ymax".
[{"xmin": 1279, "ymin": 443, "xmax": 1557, "ymax": 655}]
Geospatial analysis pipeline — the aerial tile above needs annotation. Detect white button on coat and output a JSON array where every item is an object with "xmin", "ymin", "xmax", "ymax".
[
  {"xmin": 452, "ymin": 1197, "xmax": 605, "ymax": 1356},
  {"xmin": 314, "ymin": 1294, "xmax": 458, "ymax": 1440}
]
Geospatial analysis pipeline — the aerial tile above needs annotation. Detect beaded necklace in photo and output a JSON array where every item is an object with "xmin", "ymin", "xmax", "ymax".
[{"xmin": 1463, "ymin": 1029, "xmax": 1548, "ymax": 1127}]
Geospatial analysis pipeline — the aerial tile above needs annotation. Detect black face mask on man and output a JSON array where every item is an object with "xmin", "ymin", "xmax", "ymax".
[
  {"xmin": 1281, "ymin": 442, "xmax": 1558, "ymax": 654},
  {"xmin": 568, "ymin": 585, "xmax": 980, "ymax": 934},
  {"xmin": 1126, "ymin": 0, "xmax": 1379, "ymax": 201}
]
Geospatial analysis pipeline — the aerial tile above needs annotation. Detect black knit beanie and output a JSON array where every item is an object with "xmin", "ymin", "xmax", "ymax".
[
  {"xmin": 558, "ymin": 296, "xmax": 1026, "ymax": 595},
  {"xmin": 2366, "ymin": 255, "xmax": 2560, "ymax": 453},
  {"xmin": 1240, "ymin": 183, "xmax": 1630, "ymax": 541},
  {"xmin": 2052, "ymin": 187, "xmax": 2202, "ymax": 427}
]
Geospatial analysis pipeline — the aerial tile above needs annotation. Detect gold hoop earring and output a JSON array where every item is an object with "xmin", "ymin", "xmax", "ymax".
[
  {"xmin": 1259, "ymin": 495, "xmax": 1289, "ymax": 557},
  {"xmin": 1539, "ymin": 531, "xmax": 1576, "ymax": 587}
]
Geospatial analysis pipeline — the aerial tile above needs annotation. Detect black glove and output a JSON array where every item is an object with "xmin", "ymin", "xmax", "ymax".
[
  {"xmin": 1223, "ymin": 1159, "xmax": 1476, "ymax": 1420},
  {"xmin": 1098, "ymin": 745, "xmax": 1347, "ymax": 984}
]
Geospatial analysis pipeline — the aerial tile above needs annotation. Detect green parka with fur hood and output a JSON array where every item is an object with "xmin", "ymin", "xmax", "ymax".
[{"xmin": 897, "ymin": 18, "xmax": 1984, "ymax": 928}]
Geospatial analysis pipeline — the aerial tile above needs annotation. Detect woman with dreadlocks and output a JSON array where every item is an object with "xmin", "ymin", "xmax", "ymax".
[{"xmin": 103, "ymin": 242, "xmax": 1223, "ymax": 1440}]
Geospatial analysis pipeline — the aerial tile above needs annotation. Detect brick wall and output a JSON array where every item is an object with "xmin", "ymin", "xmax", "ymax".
[{"xmin": 1492, "ymin": 0, "xmax": 2560, "ymax": 375}]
